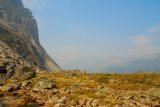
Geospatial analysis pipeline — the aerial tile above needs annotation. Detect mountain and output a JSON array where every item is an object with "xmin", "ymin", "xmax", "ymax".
[
  {"xmin": 0, "ymin": 0, "xmax": 61, "ymax": 71},
  {"xmin": 106, "ymin": 55, "xmax": 160, "ymax": 73}
]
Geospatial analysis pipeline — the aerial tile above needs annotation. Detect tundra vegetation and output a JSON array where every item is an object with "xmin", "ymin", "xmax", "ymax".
[{"xmin": 0, "ymin": 67, "xmax": 160, "ymax": 107}]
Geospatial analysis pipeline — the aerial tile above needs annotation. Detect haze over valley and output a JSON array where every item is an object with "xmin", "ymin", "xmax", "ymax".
[{"xmin": 22, "ymin": 0, "xmax": 160, "ymax": 72}]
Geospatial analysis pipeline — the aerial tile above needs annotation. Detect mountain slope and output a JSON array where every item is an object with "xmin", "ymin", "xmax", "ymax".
[
  {"xmin": 0, "ymin": 0, "xmax": 60, "ymax": 71},
  {"xmin": 106, "ymin": 55, "xmax": 160, "ymax": 73}
]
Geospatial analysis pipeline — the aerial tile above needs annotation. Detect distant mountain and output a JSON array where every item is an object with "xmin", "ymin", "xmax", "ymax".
[
  {"xmin": 106, "ymin": 55, "xmax": 160, "ymax": 73},
  {"xmin": 0, "ymin": 0, "xmax": 61, "ymax": 71}
]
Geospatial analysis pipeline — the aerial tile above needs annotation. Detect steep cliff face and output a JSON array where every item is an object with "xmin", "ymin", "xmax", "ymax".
[{"xmin": 0, "ymin": 0, "xmax": 61, "ymax": 71}]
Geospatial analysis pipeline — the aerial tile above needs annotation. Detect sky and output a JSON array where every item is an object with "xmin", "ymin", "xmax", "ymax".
[{"xmin": 22, "ymin": 0, "xmax": 160, "ymax": 72}]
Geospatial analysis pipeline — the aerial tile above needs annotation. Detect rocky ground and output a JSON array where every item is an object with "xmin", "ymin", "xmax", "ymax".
[{"xmin": 0, "ymin": 63, "xmax": 160, "ymax": 107}]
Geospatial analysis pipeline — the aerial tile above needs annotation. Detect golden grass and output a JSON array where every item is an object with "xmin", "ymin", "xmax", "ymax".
[
  {"xmin": 2, "ymin": 70, "xmax": 160, "ymax": 106},
  {"xmin": 35, "ymin": 71, "xmax": 160, "ymax": 90}
]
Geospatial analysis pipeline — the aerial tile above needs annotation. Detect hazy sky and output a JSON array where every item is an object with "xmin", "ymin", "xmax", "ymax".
[{"xmin": 22, "ymin": 0, "xmax": 160, "ymax": 72}]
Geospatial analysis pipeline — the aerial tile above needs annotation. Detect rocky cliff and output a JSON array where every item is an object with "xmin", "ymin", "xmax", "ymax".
[{"xmin": 0, "ymin": 0, "xmax": 61, "ymax": 71}]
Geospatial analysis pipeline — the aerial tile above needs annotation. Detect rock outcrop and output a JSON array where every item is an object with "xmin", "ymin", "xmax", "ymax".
[{"xmin": 0, "ymin": 0, "xmax": 61, "ymax": 71}]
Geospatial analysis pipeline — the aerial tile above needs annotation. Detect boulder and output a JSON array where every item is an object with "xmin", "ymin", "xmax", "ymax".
[
  {"xmin": 13, "ymin": 67, "xmax": 35, "ymax": 80},
  {"xmin": 0, "ymin": 82, "xmax": 21, "ymax": 92},
  {"xmin": 33, "ymin": 78, "xmax": 55, "ymax": 92},
  {"xmin": 96, "ymin": 86, "xmax": 111, "ymax": 96}
]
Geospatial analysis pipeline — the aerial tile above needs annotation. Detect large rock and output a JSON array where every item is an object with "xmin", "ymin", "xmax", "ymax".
[
  {"xmin": 0, "ymin": 0, "xmax": 61, "ymax": 71},
  {"xmin": 33, "ymin": 78, "xmax": 55, "ymax": 92},
  {"xmin": 13, "ymin": 67, "xmax": 35, "ymax": 80},
  {"xmin": 0, "ymin": 82, "xmax": 20, "ymax": 92}
]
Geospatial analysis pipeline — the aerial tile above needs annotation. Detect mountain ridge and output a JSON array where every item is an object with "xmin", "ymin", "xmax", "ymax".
[{"xmin": 106, "ymin": 55, "xmax": 160, "ymax": 73}]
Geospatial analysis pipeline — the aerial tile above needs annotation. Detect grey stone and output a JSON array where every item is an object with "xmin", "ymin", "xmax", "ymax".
[
  {"xmin": 0, "ymin": 82, "xmax": 21, "ymax": 92},
  {"xmin": 14, "ymin": 67, "xmax": 36, "ymax": 80},
  {"xmin": 33, "ymin": 78, "xmax": 55, "ymax": 92}
]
